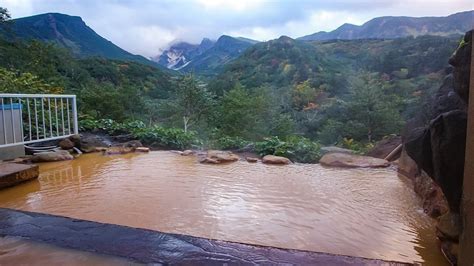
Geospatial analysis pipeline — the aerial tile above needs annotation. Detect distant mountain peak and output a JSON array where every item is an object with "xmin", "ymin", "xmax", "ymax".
[
  {"xmin": 278, "ymin": 35, "xmax": 294, "ymax": 41},
  {"xmin": 153, "ymin": 35, "xmax": 258, "ymax": 74},
  {"xmin": 153, "ymin": 37, "xmax": 216, "ymax": 70},
  {"xmin": 8, "ymin": 12, "xmax": 158, "ymax": 67}
]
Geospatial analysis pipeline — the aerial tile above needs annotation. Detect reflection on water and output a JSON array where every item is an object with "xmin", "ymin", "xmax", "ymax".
[{"xmin": 0, "ymin": 152, "xmax": 446, "ymax": 265}]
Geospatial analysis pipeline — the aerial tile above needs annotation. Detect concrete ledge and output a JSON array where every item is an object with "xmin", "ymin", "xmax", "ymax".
[
  {"xmin": 0, "ymin": 145, "xmax": 25, "ymax": 161},
  {"xmin": 0, "ymin": 163, "xmax": 38, "ymax": 189},
  {"xmin": 0, "ymin": 208, "xmax": 409, "ymax": 265}
]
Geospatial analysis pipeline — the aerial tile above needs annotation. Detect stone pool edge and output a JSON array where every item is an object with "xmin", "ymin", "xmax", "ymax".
[{"xmin": 0, "ymin": 208, "xmax": 410, "ymax": 265}]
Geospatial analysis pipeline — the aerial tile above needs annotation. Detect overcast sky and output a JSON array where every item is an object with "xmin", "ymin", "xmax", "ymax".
[{"xmin": 1, "ymin": 0, "xmax": 472, "ymax": 58}]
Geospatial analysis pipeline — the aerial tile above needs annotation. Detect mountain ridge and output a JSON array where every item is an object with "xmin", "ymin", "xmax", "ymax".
[
  {"xmin": 298, "ymin": 10, "xmax": 473, "ymax": 41},
  {"xmin": 6, "ymin": 13, "xmax": 160, "ymax": 67}
]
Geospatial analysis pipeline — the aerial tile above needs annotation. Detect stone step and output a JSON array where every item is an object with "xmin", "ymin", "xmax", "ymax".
[
  {"xmin": 0, "ymin": 163, "xmax": 39, "ymax": 189},
  {"xmin": 0, "ymin": 208, "xmax": 410, "ymax": 265}
]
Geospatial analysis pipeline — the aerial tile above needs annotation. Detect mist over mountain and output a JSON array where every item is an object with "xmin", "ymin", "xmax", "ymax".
[
  {"xmin": 153, "ymin": 35, "xmax": 258, "ymax": 76},
  {"xmin": 153, "ymin": 38, "xmax": 215, "ymax": 70}
]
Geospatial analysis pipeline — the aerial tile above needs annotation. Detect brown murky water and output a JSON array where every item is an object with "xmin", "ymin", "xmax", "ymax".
[
  {"xmin": 0, "ymin": 151, "xmax": 447, "ymax": 265},
  {"xmin": 0, "ymin": 236, "xmax": 138, "ymax": 266}
]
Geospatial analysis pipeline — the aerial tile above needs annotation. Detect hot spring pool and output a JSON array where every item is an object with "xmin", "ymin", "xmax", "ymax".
[{"xmin": 0, "ymin": 151, "xmax": 447, "ymax": 265}]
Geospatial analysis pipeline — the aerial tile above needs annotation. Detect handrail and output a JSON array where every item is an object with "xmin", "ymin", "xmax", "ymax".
[
  {"xmin": 0, "ymin": 94, "xmax": 77, "ymax": 98},
  {"xmin": 0, "ymin": 94, "xmax": 78, "ymax": 148}
]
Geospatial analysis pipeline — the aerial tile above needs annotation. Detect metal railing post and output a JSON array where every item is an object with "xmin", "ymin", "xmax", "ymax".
[{"xmin": 72, "ymin": 95, "xmax": 78, "ymax": 135}]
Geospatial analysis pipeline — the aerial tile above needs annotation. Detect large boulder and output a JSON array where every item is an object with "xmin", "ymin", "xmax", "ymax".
[
  {"xmin": 320, "ymin": 153, "xmax": 390, "ymax": 168},
  {"xmin": 405, "ymin": 110, "xmax": 467, "ymax": 213},
  {"xmin": 31, "ymin": 150, "xmax": 73, "ymax": 162},
  {"xmin": 262, "ymin": 155, "xmax": 291, "ymax": 165},
  {"xmin": 77, "ymin": 132, "xmax": 113, "ymax": 153},
  {"xmin": 366, "ymin": 136, "xmax": 402, "ymax": 161}
]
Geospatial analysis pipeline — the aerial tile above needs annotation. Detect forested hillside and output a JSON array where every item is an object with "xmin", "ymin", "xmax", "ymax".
[
  {"xmin": 0, "ymin": 36, "xmax": 174, "ymax": 122},
  {"xmin": 208, "ymin": 35, "xmax": 459, "ymax": 142}
]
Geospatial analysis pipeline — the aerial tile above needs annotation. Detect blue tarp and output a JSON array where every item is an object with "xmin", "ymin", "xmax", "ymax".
[{"xmin": 0, "ymin": 103, "xmax": 22, "ymax": 110}]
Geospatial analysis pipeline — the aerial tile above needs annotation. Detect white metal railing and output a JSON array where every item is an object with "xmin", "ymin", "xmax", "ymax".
[{"xmin": 0, "ymin": 94, "xmax": 78, "ymax": 148}]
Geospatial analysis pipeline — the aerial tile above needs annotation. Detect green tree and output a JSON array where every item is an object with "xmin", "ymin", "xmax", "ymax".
[
  {"xmin": 318, "ymin": 72, "xmax": 404, "ymax": 144},
  {"xmin": 342, "ymin": 72, "xmax": 403, "ymax": 142},
  {"xmin": 160, "ymin": 75, "xmax": 215, "ymax": 132},
  {"xmin": 0, "ymin": 67, "xmax": 63, "ymax": 94}
]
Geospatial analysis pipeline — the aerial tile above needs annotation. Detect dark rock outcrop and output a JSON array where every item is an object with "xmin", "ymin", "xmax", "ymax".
[
  {"xmin": 404, "ymin": 30, "xmax": 471, "ymax": 214},
  {"xmin": 402, "ymin": 30, "xmax": 471, "ymax": 264},
  {"xmin": 449, "ymin": 30, "xmax": 472, "ymax": 103}
]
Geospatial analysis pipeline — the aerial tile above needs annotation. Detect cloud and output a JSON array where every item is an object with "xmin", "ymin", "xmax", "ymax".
[{"xmin": 1, "ymin": 0, "xmax": 472, "ymax": 57}]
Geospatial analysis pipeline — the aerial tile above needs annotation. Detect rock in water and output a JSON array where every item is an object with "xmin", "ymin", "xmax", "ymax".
[
  {"xmin": 320, "ymin": 153, "xmax": 390, "ymax": 168},
  {"xmin": 208, "ymin": 150, "xmax": 239, "ymax": 162},
  {"xmin": 103, "ymin": 147, "xmax": 135, "ymax": 155},
  {"xmin": 181, "ymin": 150, "xmax": 194, "ymax": 156},
  {"xmin": 262, "ymin": 155, "xmax": 291, "ymax": 165},
  {"xmin": 199, "ymin": 157, "xmax": 220, "ymax": 164},
  {"xmin": 59, "ymin": 138, "xmax": 75, "ymax": 150},
  {"xmin": 32, "ymin": 150, "xmax": 74, "ymax": 162},
  {"xmin": 135, "ymin": 147, "xmax": 150, "ymax": 153},
  {"xmin": 122, "ymin": 140, "xmax": 143, "ymax": 148},
  {"xmin": 246, "ymin": 157, "xmax": 259, "ymax": 163},
  {"xmin": 200, "ymin": 150, "xmax": 239, "ymax": 164}
]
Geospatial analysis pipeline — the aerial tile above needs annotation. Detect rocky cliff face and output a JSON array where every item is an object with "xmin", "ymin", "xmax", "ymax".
[
  {"xmin": 402, "ymin": 30, "xmax": 471, "ymax": 264},
  {"xmin": 404, "ymin": 30, "xmax": 471, "ymax": 213}
]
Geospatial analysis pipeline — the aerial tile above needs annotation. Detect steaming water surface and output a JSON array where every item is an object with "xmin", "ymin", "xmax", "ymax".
[{"xmin": 0, "ymin": 151, "xmax": 447, "ymax": 265}]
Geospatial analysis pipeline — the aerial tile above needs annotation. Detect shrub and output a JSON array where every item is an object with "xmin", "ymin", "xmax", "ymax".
[
  {"xmin": 79, "ymin": 118, "xmax": 199, "ymax": 149},
  {"xmin": 340, "ymin": 138, "xmax": 374, "ymax": 154},
  {"xmin": 211, "ymin": 136, "xmax": 251, "ymax": 150},
  {"xmin": 255, "ymin": 136, "xmax": 321, "ymax": 163},
  {"xmin": 132, "ymin": 126, "xmax": 199, "ymax": 150}
]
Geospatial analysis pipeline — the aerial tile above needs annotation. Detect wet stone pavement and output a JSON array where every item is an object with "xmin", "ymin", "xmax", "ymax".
[{"xmin": 0, "ymin": 208, "xmax": 410, "ymax": 265}]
